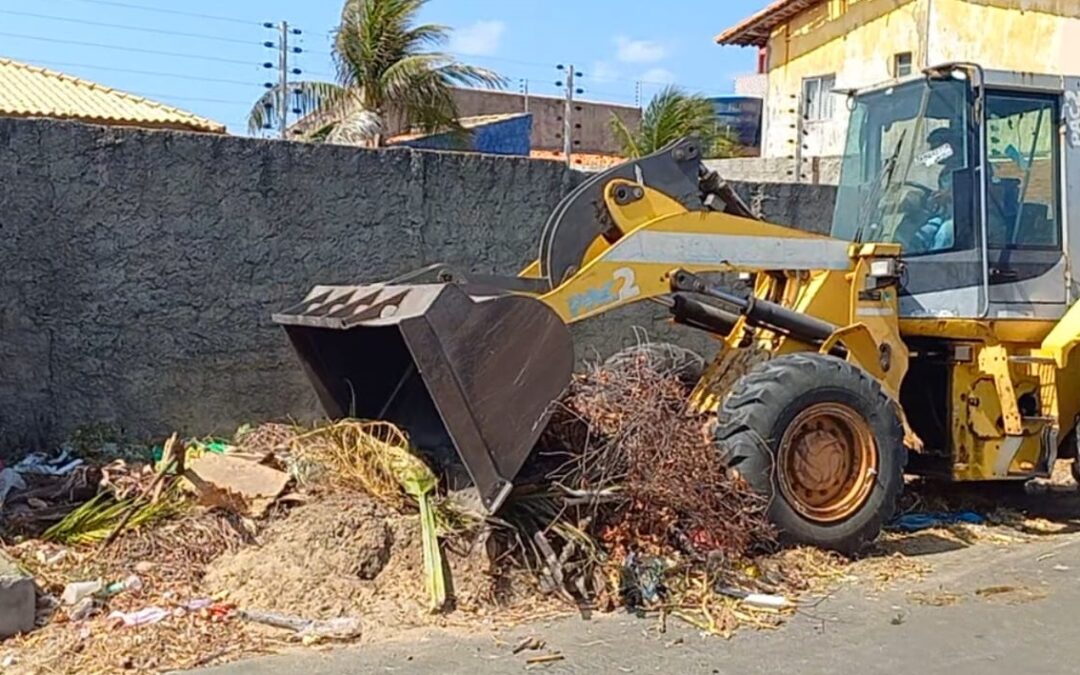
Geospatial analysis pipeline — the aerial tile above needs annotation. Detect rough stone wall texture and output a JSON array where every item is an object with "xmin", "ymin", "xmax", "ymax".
[{"xmin": 0, "ymin": 118, "xmax": 836, "ymax": 447}]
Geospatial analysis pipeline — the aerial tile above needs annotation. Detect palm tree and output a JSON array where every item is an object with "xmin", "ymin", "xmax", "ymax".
[
  {"xmin": 610, "ymin": 85, "xmax": 736, "ymax": 159},
  {"xmin": 247, "ymin": 0, "xmax": 505, "ymax": 146}
]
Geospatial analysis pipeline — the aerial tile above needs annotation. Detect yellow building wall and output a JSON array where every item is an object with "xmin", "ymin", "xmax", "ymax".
[
  {"xmin": 762, "ymin": 0, "xmax": 928, "ymax": 158},
  {"xmin": 759, "ymin": 0, "xmax": 1080, "ymax": 159},
  {"xmin": 928, "ymin": 0, "xmax": 1080, "ymax": 72}
]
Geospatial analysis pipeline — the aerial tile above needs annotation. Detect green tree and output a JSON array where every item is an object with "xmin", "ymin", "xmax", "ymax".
[
  {"xmin": 610, "ymin": 85, "xmax": 736, "ymax": 159},
  {"xmin": 247, "ymin": 0, "xmax": 504, "ymax": 145}
]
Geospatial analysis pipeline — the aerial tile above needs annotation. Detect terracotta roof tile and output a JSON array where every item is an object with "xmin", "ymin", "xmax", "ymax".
[
  {"xmin": 0, "ymin": 57, "xmax": 225, "ymax": 133},
  {"xmin": 715, "ymin": 0, "xmax": 825, "ymax": 47}
]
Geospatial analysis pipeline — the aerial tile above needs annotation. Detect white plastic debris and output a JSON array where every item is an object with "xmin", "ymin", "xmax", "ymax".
[
  {"xmin": 61, "ymin": 580, "xmax": 103, "ymax": 606},
  {"xmin": 0, "ymin": 468, "xmax": 26, "ymax": 504},
  {"xmin": 13, "ymin": 449, "xmax": 84, "ymax": 476},
  {"xmin": 107, "ymin": 606, "xmax": 169, "ymax": 627}
]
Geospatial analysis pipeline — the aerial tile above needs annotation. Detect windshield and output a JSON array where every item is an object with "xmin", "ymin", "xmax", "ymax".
[{"xmin": 831, "ymin": 78, "xmax": 973, "ymax": 253}]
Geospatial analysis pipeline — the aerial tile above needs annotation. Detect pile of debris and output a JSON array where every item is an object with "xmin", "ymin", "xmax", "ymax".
[
  {"xmin": 0, "ymin": 418, "xmax": 560, "ymax": 672},
  {"xmin": 0, "ymin": 348, "xmax": 955, "ymax": 671}
]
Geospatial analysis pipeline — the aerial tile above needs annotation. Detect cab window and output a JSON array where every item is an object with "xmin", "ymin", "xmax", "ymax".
[{"xmin": 985, "ymin": 93, "xmax": 1060, "ymax": 249}]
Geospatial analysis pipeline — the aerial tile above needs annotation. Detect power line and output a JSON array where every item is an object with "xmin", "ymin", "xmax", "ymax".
[
  {"xmin": 18, "ymin": 59, "xmax": 257, "ymax": 87},
  {"xmin": 58, "ymin": 0, "xmax": 261, "ymax": 26},
  {"xmin": 0, "ymin": 31, "xmax": 257, "ymax": 66},
  {"xmin": 0, "ymin": 9, "xmax": 259, "ymax": 45},
  {"xmin": 130, "ymin": 91, "xmax": 253, "ymax": 106}
]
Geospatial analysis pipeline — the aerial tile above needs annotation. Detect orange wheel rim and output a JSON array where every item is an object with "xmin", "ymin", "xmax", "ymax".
[{"xmin": 777, "ymin": 402, "xmax": 878, "ymax": 523}]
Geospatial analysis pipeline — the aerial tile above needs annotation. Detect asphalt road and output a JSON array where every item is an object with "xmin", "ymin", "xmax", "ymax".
[{"xmin": 194, "ymin": 514, "xmax": 1080, "ymax": 675}]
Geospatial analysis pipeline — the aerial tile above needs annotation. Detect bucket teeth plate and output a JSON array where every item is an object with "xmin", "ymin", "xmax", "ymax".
[{"xmin": 273, "ymin": 282, "xmax": 574, "ymax": 512}]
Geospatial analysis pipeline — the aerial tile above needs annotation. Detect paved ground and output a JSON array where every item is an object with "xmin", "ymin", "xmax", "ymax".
[{"xmin": 194, "ymin": 499, "xmax": 1080, "ymax": 675}]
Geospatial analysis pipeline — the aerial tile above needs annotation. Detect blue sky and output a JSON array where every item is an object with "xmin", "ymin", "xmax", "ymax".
[{"xmin": 0, "ymin": 0, "xmax": 769, "ymax": 134}]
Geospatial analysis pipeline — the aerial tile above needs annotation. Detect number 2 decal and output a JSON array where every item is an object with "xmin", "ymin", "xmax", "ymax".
[{"xmin": 614, "ymin": 267, "xmax": 641, "ymax": 301}]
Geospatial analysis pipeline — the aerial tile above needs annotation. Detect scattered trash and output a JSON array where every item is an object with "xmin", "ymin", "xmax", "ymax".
[
  {"xmin": 68, "ymin": 597, "xmax": 98, "ymax": 622},
  {"xmin": 717, "ymin": 587, "xmax": 794, "ymax": 610},
  {"xmin": 183, "ymin": 598, "xmax": 213, "ymax": 611},
  {"xmin": 525, "ymin": 653, "xmax": 565, "ymax": 667},
  {"xmin": 107, "ymin": 606, "xmax": 169, "ymax": 627},
  {"xmin": 61, "ymin": 580, "xmax": 103, "ymax": 606},
  {"xmin": 33, "ymin": 547, "xmax": 68, "ymax": 567},
  {"xmin": 100, "ymin": 575, "xmax": 143, "ymax": 597},
  {"xmin": 907, "ymin": 591, "xmax": 962, "ymax": 607},
  {"xmin": 974, "ymin": 585, "xmax": 1048, "ymax": 605},
  {"xmin": 890, "ymin": 511, "xmax": 985, "ymax": 532},
  {"xmin": 621, "ymin": 553, "xmax": 670, "ymax": 607},
  {"xmin": 13, "ymin": 450, "xmax": 84, "ymax": 476},
  {"xmin": 0, "ymin": 468, "xmax": 26, "ymax": 504},
  {"xmin": 184, "ymin": 453, "xmax": 290, "ymax": 517},
  {"xmin": 512, "ymin": 636, "xmax": 546, "ymax": 654},
  {"xmin": 975, "ymin": 585, "xmax": 1017, "ymax": 597},
  {"xmin": 238, "ymin": 610, "xmax": 362, "ymax": 640}
]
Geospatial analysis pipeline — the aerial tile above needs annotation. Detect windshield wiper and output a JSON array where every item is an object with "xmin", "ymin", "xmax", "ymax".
[{"xmin": 853, "ymin": 128, "xmax": 907, "ymax": 243}]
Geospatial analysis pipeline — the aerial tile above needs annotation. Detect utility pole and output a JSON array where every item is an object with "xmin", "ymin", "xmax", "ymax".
[
  {"xmin": 263, "ymin": 21, "xmax": 303, "ymax": 138},
  {"xmin": 557, "ymin": 64, "xmax": 583, "ymax": 167},
  {"xmin": 278, "ymin": 21, "xmax": 289, "ymax": 139},
  {"xmin": 520, "ymin": 78, "xmax": 530, "ymax": 114}
]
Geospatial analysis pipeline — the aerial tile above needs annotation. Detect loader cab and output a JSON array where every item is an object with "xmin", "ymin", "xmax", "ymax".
[{"xmin": 832, "ymin": 65, "xmax": 1079, "ymax": 321}]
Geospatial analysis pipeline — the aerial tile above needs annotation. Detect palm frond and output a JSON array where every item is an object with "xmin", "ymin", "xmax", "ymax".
[
  {"xmin": 402, "ymin": 22, "xmax": 450, "ymax": 48},
  {"xmin": 434, "ymin": 61, "xmax": 506, "ymax": 89},
  {"xmin": 613, "ymin": 85, "xmax": 727, "ymax": 158},
  {"xmin": 252, "ymin": 0, "xmax": 503, "ymax": 144},
  {"xmin": 609, "ymin": 113, "xmax": 644, "ymax": 159},
  {"xmin": 43, "ymin": 491, "xmax": 182, "ymax": 546}
]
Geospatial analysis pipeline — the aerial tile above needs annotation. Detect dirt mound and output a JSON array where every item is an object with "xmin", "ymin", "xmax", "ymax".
[{"xmin": 205, "ymin": 493, "xmax": 541, "ymax": 642}]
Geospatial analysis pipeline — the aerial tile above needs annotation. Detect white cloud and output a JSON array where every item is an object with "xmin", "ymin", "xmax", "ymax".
[
  {"xmin": 639, "ymin": 67, "xmax": 676, "ymax": 84},
  {"xmin": 615, "ymin": 36, "xmax": 667, "ymax": 64},
  {"xmin": 449, "ymin": 20, "xmax": 505, "ymax": 56},
  {"xmin": 589, "ymin": 60, "xmax": 620, "ymax": 83}
]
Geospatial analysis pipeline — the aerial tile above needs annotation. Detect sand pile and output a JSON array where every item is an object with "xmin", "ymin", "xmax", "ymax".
[{"xmin": 205, "ymin": 493, "xmax": 545, "ymax": 642}]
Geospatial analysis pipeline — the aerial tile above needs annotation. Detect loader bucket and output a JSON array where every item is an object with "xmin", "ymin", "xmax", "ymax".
[{"xmin": 272, "ymin": 282, "xmax": 575, "ymax": 512}]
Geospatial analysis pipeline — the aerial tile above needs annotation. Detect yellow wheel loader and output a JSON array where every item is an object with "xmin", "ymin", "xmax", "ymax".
[{"xmin": 274, "ymin": 63, "xmax": 1080, "ymax": 553}]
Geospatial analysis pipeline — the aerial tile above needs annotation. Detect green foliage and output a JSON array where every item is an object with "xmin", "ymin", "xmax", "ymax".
[
  {"xmin": 42, "ymin": 492, "xmax": 182, "ymax": 546},
  {"xmin": 610, "ymin": 85, "xmax": 737, "ymax": 159},
  {"xmin": 247, "ymin": 0, "xmax": 505, "ymax": 144}
]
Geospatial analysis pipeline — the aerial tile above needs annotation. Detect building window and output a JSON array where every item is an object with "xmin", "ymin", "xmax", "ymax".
[
  {"xmin": 894, "ymin": 52, "xmax": 913, "ymax": 78},
  {"xmin": 802, "ymin": 74, "xmax": 836, "ymax": 121}
]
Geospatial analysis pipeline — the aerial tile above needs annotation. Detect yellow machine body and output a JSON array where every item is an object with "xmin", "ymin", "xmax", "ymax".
[{"xmin": 276, "ymin": 66, "xmax": 1080, "ymax": 552}]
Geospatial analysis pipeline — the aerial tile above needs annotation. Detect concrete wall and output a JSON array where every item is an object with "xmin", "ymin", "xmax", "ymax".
[
  {"xmin": 450, "ymin": 88, "xmax": 641, "ymax": 155},
  {"xmin": 706, "ymin": 155, "xmax": 842, "ymax": 185},
  {"xmin": 0, "ymin": 117, "xmax": 835, "ymax": 449}
]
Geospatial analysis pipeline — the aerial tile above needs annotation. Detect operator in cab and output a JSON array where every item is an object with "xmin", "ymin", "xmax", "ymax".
[{"xmin": 907, "ymin": 127, "xmax": 963, "ymax": 253}]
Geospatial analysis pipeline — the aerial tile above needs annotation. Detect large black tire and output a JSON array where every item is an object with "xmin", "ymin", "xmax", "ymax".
[
  {"xmin": 602, "ymin": 342, "xmax": 705, "ymax": 387},
  {"xmin": 715, "ymin": 353, "xmax": 907, "ymax": 555}
]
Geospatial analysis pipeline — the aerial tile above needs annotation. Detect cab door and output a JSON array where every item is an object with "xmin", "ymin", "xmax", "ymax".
[{"xmin": 982, "ymin": 90, "xmax": 1067, "ymax": 316}]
